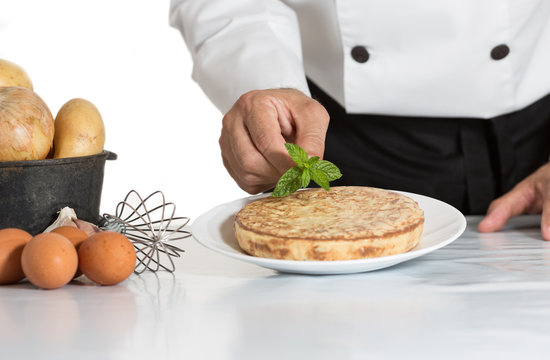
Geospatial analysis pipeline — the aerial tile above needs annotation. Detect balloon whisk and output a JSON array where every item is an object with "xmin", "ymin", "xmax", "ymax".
[{"xmin": 100, "ymin": 190, "xmax": 191, "ymax": 274}]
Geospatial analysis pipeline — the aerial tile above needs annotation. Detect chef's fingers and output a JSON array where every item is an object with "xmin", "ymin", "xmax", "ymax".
[
  {"xmin": 540, "ymin": 179, "xmax": 550, "ymax": 241},
  {"xmin": 240, "ymin": 91, "xmax": 295, "ymax": 174},
  {"xmin": 220, "ymin": 104, "xmax": 280, "ymax": 193},
  {"xmin": 221, "ymin": 154, "xmax": 274, "ymax": 194},
  {"xmin": 230, "ymin": 133, "xmax": 280, "ymax": 193},
  {"xmin": 478, "ymin": 184, "xmax": 531, "ymax": 233},
  {"xmin": 289, "ymin": 96, "xmax": 330, "ymax": 160},
  {"xmin": 220, "ymin": 88, "xmax": 329, "ymax": 193},
  {"xmin": 220, "ymin": 133, "xmax": 279, "ymax": 194}
]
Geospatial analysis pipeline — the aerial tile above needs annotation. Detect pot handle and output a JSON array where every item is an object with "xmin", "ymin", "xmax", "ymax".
[{"xmin": 106, "ymin": 151, "xmax": 118, "ymax": 161}]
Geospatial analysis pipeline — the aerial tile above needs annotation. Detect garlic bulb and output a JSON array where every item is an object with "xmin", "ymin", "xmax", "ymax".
[
  {"xmin": 43, "ymin": 206, "xmax": 102, "ymax": 236},
  {"xmin": 0, "ymin": 86, "xmax": 54, "ymax": 161}
]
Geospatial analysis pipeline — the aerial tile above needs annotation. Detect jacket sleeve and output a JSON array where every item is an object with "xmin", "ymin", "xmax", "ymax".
[{"xmin": 169, "ymin": 0, "xmax": 310, "ymax": 114}]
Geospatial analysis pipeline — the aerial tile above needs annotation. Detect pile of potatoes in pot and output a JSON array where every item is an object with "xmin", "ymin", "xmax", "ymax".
[{"xmin": 0, "ymin": 58, "xmax": 105, "ymax": 161}]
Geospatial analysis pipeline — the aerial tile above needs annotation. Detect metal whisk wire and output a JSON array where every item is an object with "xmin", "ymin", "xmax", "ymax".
[{"xmin": 100, "ymin": 190, "xmax": 191, "ymax": 274}]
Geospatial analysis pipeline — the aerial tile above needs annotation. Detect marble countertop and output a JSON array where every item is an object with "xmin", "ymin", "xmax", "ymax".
[{"xmin": 2, "ymin": 215, "xmax": 550, "ymax": 360}]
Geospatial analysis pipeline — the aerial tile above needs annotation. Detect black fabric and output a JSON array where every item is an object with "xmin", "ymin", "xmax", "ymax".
[{"xmin": 308, "ymin": 79, "xmax": 550, "ymax": 215}]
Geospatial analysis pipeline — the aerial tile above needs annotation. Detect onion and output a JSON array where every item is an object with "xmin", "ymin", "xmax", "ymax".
[
  {"xmin": 0, "ymin": 87, "xmax": 54, "ymax": 161},
  {"xmin": 0, "ymin": 59, "xmax": 33, "ymax": 90}
]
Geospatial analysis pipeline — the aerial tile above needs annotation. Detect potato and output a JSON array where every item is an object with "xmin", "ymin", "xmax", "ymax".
[
  {"xmin": 53, "ymin": 98, "xmax": 105, "ymax": 158},
  {"xmin": 0, "ymin": 59, "xmax": 33, "ymax": 89}
]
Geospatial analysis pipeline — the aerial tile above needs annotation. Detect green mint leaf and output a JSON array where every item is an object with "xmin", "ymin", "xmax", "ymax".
[
  {"xmin": 272, "ymin": 166, "xmax": 303, "ymax": 197},
  {"xmin": 305, "ymin": 156, "xmax": 320, "ymax": 167},
  {"xmin": 311, "ymin": 160, "xmax": 343, "ymax": 181},
  {"xmin": 285, "ymin": 143, "xmax": 309, "ymax": 166},
  {"xmin": 272, "ymin": 143, "xmax": 343, "ymax": 197},
  {"xmin": 310, "ymin": 168, "xmax": 330, "ymax": 191},
  {"xmin": 301, "ymin": 168, "xmax": 311, "ymax": 188}
]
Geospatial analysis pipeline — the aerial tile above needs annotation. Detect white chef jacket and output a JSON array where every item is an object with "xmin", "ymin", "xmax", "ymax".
[{"xmin": 169, "ymin": 0, "xmax": 550, "ymax": 118}]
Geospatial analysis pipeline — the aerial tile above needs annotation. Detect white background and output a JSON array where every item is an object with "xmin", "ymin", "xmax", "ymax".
[{"xmin": 0, "ymin": 0, "xmax": 248, "ymax": 222}]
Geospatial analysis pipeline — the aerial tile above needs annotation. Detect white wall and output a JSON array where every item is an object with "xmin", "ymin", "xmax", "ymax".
[{"xmin": 0, "ymin": 0, "xmax": 247, "ymax": 222}]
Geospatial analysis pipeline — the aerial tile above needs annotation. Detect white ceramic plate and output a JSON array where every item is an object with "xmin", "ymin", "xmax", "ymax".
[{"xmin": 191, "ymin": 191, "xmax": 466, "ymax": 275}]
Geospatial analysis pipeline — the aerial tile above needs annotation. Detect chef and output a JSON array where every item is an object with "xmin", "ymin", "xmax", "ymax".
[{"xmin": 170, "ymin": 0, "xmax": 550, "ymax": 240}]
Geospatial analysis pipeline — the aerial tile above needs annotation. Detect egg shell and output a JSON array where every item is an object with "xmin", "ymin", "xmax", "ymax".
[
  {"xmin": 50, "ymin": 226, "xmax": 88, "ymax": 278},
  {"xmin": 78, "ymin": 231, "xmax": 136, "ymax": 286},
  {"xmin": 21, "ymin": 232, "xmax": 78, "ymax": 290},
  {"xmin": 50, "ymin": 226, "xmax": 88, "ymax": 249},
  {"xmin": 0, "ymin": 228, "xmax": 33, "ymax": 284}
]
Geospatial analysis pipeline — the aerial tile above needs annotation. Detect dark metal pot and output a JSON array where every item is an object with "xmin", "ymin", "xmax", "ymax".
[{"xmin": 0, "ymin": 150, "xmax": 117, "ymax": 235}]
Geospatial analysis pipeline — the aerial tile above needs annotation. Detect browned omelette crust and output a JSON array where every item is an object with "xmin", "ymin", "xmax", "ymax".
[{"xmin": 234, "ymin": 186, "xmax": 424, "ymax": 261}]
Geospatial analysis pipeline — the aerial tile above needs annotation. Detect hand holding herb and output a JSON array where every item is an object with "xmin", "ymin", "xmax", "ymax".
[{"xmin": 272, "ymin": 143, "xmax": 342, "ymax": 197}]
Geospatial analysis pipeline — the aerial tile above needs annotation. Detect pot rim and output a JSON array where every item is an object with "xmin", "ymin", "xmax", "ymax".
[{"xmin": 0, "ymin": 150, "xmax": 117, "ymax": 167}]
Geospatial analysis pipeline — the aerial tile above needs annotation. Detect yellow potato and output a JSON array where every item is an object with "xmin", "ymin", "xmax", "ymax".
[
  {"xmin": 0, "ymin": 59, "xmax": 33, "ymax": 89},
  {"xmin": 53, "ymin": 98, "xmax": 105, "ymax": 158}
]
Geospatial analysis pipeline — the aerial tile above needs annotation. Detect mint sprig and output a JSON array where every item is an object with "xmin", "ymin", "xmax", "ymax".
[{"xmin": 272, "ymin": 143, "xmax": 342, "ymax": 197}]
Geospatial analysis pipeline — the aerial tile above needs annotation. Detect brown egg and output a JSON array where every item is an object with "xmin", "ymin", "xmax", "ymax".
[
  {"xmin": 21, "ymin": 233, "xmax": 78, "ymax": 289},
  {"xmin": 78, "ymin": 231, "xmax": 136, "ymax": 285},
  {"xmin": 50, "ymin": 226, "xmax": 88, "ymax": 249},
  {"xmin": 0, "ymin": 228, "xmax": 33, "ymax": 284},
  {"xmin": 50, "ymin": 226, "xmax": 88, "ymax": 278}
]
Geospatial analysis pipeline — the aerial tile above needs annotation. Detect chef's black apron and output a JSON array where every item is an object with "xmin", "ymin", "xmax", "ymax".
[{"xmin": 308, "ymin": 79, "xmax": 550, "ymax": 215}]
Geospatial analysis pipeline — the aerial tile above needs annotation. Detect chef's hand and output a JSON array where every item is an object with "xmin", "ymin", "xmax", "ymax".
[
  {"xmin": 478, "ymin": 162, "xmax": 550, "ymax": 240},
  {"xmin": 219, "ymin": 88, "xmax": 329, "ymax": 194}
]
